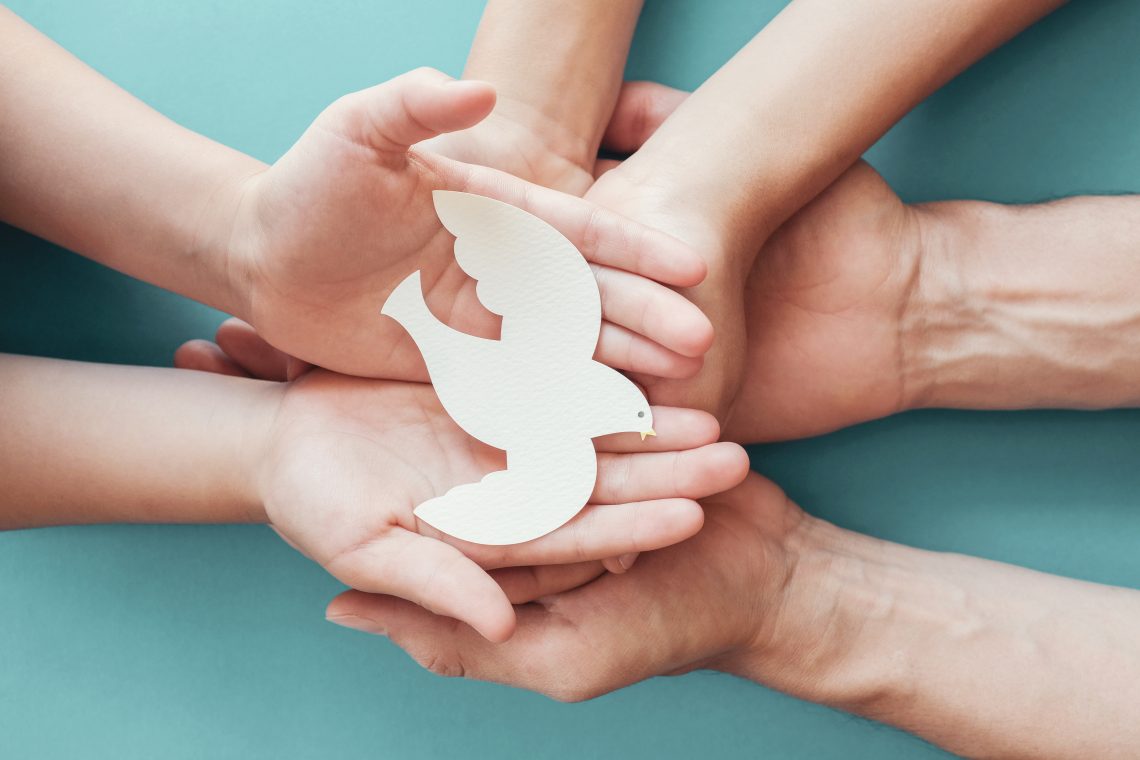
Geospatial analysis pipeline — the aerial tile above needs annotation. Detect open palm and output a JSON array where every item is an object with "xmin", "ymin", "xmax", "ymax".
[
  {"xmin": 225, "ymin": 69, "xmax": 711, "ymax": 383},
  {"xmin": 257, "ymin": 369, "xmax": 749, "ymax": 641}
]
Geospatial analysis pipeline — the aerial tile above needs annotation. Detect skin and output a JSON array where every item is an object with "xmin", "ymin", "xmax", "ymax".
[
  {"xmin": 0, "ymin": 8, "xmax": 739, "ymax": 627},
  {"xmin": 595, "ymin": 0, "xmax": 1066, "ymax": 422},
  {"xmin": 0, "ymin": 8, "xmax": 713, "ymax": 384},
  {"xmin": 329, "ymin": 470, "xmax": 1140, "ymax": 759},
  {"xmin": 326, "ymin": 164, "xmax": 1140, "ymax": 755},
  {"xmin": 416, "ymin": 0, "xmax": 1066, "ymax": 422},
  {"xmin": 0, "ymin": 353, "xmax": 750, "ymax": 642}
]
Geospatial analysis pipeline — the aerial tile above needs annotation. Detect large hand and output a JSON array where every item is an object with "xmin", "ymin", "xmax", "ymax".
[
  {"xmin": 257, "ymin": 370, "xmax": 749, "ymax": 643},
  {"xmin": 591, "ymin": 84, "xmax": 920, "ymax": 442},
  {"xmin": 320, "ymin": 472, "xmax": 816, "ymax": 700},
  {"xmin": 727, "ymin": 160, "xmax": 920, "ymax": 442},
  {"xmin": 209, "ymin": 68, "xmax": 711, "ymax": 382}
]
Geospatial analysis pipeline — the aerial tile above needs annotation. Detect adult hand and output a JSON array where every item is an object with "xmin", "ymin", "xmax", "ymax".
[
  {"xmin": 593, "ymin": 84, "xmax": 921, "ymax": 442},
  {"xmin": 202, "ymin": 68, "xmax": 711, "ymax": 382},
  {"xmin": 726, "ymin": 159, "xmax": 921, "ymax": 441},
  {"xmin": 321, "ymin": 472, "xmax": 814, "ymax": 700},
  {"xmin": 183, "ymin": 86, "xmax": 921, "ymax": 445},
  {"xmin": 257, "ymin": 370, "xmax": 749, "ymax": 643}
]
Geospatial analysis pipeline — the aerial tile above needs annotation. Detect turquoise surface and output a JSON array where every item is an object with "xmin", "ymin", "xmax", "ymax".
[{"xmin": 2, "ymin": 2, "xmax": 1139, "ymax": 757}]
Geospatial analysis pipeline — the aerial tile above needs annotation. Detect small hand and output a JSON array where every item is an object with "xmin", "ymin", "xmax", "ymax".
[
  {"xmin": 419, "ymin": 92, "xmax": 597, "ymax": 195},
  {"xmin": 321, "ymin": 472, "xmax": 815, "ymax": 700},
  {"xmin": 253, "ymin": 370, "xmax": 750, "ymax": 643},
  {"xmin": 206, "ymin": 68, "xmax": 711, "ymax": 383},
  {"xmin": 584, "ymin": 83, "xmax": 753, "ymax": 422},
  {"xmin": 592, "ymin": 85, "xmax": 922, "ymax": 441}
]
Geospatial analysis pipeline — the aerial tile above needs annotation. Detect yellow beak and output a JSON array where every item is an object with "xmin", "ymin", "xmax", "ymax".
[{"xmin": 640, "ymin": 428, "xmax": 656, "ymax": 441}]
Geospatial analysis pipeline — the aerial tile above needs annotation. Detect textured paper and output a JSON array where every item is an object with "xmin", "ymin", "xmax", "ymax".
[{"xmin": 381, "ymin": 191, "xmax": 655, "ymax": 545}]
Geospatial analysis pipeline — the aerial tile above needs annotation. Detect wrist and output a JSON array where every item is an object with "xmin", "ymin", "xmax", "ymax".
[
  {"xmin": 227, "ymin": 377, "xmax": 283, "ymax": 525},
  {"xmin": 896, "ymin": 198, "xmax": 1140, "ymax": 411},
  {"xmin": 716, "ymin": 516, "xmax": 921, "ymax": 710},
  {"xmin": 590, "ymin": 162, "xmax": 757, "ymax": 278},
  {"xmin": 422, "ymin": 96, "xmax": 595, "ymax": 193},
  {"xmin": 186, "ymin": 155, "xmax": 267, "ymax": 322}
]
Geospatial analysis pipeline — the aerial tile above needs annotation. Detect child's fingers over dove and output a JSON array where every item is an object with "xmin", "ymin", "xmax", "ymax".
[{"xmin": 427, "ymin": 153, "xmax": 715, "ymax": 369}]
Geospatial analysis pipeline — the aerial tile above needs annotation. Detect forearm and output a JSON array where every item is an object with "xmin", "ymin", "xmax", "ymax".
[
  {"xmin": 738, "ymin": 517, "xmax": 1140, "ymax": 758},
  {"xmin": 906, "ymin": 195, "xmax": 1140, "ymax": 409},
  {"xmin": 0, "ymin": 7, "xmax": 262, "ymax": 315},
  {"xmin": 465, "ymin": 0, "xmax": 641, "ymax": 161},
  {"xmin": 616, "ymin": 0, "xmax": 1062, "ymax": 255},
  {"xmin": 0, "ymin": 354, "xmax": 276, "ymax": 529}
]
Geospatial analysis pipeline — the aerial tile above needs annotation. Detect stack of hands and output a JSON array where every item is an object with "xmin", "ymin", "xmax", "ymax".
[{"xmin": 3, "ymin": 2, "xmax": 1140, "ymax": 756}]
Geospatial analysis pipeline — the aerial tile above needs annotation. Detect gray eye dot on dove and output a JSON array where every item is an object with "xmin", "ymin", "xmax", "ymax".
[{"xmin": 638, "ymin": 411, "xmax": 645, "ymax": 418}]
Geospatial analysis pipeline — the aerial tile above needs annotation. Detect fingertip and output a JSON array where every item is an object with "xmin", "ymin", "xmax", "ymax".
[
  {"xmin": 665, "ymin": 498, "xmax": 706, "ymax": 541},
  {"xmin": 476, "ymin": 601, "xmax": 517, "ymax": 644},
  {"xmin": 601, "ymin": 556, "xmax": 627, "ymax": 575},
  {"xmin": 172, "ymin": 339, "xmax": 212, "ymax": 370},
  {"xmin": 173, "ymin": 339, "xmax": 250, "ymax": 378},
  {"xmin": 652, "ymin": 406, "xmax": 722, "ymax": 446},
  {"xmin": 699, "ymin": 442, "xmax": 753, "ymax": 495},
  {"xmin": 676, "ymin": 251, "xmax": 708, "ymax": 288},
  {"xmin": 681, "ymin": 309, "xmax": 716, "ymax": 357},
  {"xmin": 437, "ymin": 78, "xmax": 497, "ymax": 130},
  {"xmin": 722, "ymin": 442, "xmax": 754, "ymax": 483}
]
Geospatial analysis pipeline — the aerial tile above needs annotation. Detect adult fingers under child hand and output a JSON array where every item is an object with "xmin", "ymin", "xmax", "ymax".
[
  {"xmin": 324, "ymin": 529, "xmax": 515, "ymax": 643},
  {"xmin": 326, "ymin": 590, "xmax": 635, "ymax": 700},
  {"xmin": 491, "ymin": 561, "xmax": 606, "ymax": 605},
  {"xmin": 440, "ymin": 497, "xmax": 704, "ymax": 571},
  {"xmin": 602, "ymin": 81, "xmax": 689, "ymax": 155}
]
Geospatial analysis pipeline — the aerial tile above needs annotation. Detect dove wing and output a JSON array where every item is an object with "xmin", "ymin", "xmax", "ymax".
[
  {"xmin": 413, "ymin": 435, "xmax": 597, "ymax": 545},
  {"xmin": 433, "ymin": 190, "xmax": 601, "ymax": 361}
]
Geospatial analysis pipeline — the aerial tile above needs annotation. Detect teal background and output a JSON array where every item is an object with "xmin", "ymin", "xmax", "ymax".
[{"xmin": 2, "ymin": 1, "xmax": 1139, "ymax": 757}]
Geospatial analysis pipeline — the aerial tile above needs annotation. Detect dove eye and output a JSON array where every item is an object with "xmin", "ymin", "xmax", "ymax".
[{"xmin": 637, "ymin": 411, "xmax": 645, "ymax": 418}]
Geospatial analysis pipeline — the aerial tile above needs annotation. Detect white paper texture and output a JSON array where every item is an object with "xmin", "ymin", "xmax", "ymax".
[{"xmin": 381, "ymin": 191, "xmax": 655, "ymax": 545}]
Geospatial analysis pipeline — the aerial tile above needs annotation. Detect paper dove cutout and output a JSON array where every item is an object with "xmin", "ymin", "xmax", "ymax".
[{"xmin": 380, "ymin": 191, "xmax": 656, "ymax": 545}]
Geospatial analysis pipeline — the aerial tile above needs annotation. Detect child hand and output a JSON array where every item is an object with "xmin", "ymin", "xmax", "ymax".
[
  {"xmin": 251, "ymin": 370, "xmax": 748, "ymax": 642},
  {"xmin": 203, "ymin": 68, "xmax": 711, "ymax": 385}
]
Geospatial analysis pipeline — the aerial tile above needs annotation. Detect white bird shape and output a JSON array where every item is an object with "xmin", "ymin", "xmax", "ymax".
[{"xmin": 380, "ymin": 191, "xmax": 655, "ymax": 545}]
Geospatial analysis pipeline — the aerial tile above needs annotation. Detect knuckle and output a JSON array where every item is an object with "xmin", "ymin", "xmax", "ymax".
[
  {"xmin": 547, "ymin": 676, "xmax": 599, "ymax": 703},
  {"xmin": 418, "ymin": 651, "xmax": 466, "ymax": 679}
]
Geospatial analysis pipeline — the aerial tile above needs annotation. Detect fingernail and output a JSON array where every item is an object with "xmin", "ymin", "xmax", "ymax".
[
  {"xmin": 327, "ymin": 613, "xmax": 385, "ymax": 635},
  {"xmin": 618, "ymin": 552, "xmax": 639, "ymax": 571}
]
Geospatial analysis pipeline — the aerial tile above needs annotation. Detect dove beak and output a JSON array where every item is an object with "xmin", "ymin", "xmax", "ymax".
[{"xmin": 640, "ymin": 429, "xmax": 656, "ymax": 441}]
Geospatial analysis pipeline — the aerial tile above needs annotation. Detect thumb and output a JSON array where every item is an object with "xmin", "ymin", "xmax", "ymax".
[
  {"xmin": 319, "ymin": 67, "xmax": 496, "ymax": 156},
  {"xmin": 602, "ymin": 81, "xmax": 688, "ymax": 154},
  {"xmin": 323, "ymin": 530, "xmax": 516, "ymax": 643}
]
